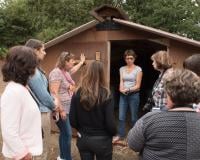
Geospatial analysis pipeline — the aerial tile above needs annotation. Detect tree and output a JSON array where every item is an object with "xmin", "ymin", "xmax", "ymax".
[
  {"xmin": 0, "ymin": 0, "xmax": 34, "ymax": 58},
  {"xmin": 0, "ymin": 0, "xmax": 200, "ymax": 58},
  {"xmin": 123, "ymin": 0, "xmax": 200, "ymax": 40}
]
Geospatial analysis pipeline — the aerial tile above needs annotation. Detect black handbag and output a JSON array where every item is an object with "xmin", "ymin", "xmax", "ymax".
[
  {"xmin": 143, "ymin": 70, "xmax": 167, "ymax": 112},
  {"xmin": 143, "ymin": 97, "xmax": 155, "ymax": 111}
]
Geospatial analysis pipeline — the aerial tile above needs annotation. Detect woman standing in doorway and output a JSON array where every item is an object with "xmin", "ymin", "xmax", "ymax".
[
  {"xmin": 113, "ymin": 49, "xmax": 143, "ymax": 142},
  {"xmin": 49, "ymin": 51, "xmax": 85, "ymax": 160}
]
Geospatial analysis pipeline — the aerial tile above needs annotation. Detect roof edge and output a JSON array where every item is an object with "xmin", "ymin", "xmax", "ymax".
[
  {"xmin": 113, "ymin": 18, "xmax": 200, "ymax": 48},
  {"xmin": 45, "ymin": 20, "xmax": 99, "ymax": 49}
]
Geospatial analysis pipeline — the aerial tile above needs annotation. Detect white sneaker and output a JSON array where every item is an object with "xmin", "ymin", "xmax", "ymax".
[{"xmin": 57, "ymin": 156, "xmax": 65, "ymax": 160}]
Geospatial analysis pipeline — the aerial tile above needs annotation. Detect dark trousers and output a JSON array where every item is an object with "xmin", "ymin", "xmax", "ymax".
[{"xmin": 77, "ymin": 135, "xmax": 113, "ymax": 160}]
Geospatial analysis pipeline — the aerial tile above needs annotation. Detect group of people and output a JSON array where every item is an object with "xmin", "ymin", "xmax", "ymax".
[
  {"xmin": 0, "ymin": 38, "xmax": 200, "ymax": 160},
  {"xmin": 127, "ymin": 57, "xmax": 200, "ymax": 160},
  {"xmin": 0, "ymin": 39, "xmax": 86, "ymax": 160},
  {"xmin": 113, "ymin": 50, "xmax": 172, "ymax": 142}
]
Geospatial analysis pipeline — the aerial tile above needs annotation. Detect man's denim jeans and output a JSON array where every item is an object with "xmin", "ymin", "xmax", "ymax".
[
  {"xmin": 118, "ymin": 92, "xmax": 140, "ymax": 138},
  {"xmin": 56, "ymin": 116, "xmax": 72, "ymax": 160}
]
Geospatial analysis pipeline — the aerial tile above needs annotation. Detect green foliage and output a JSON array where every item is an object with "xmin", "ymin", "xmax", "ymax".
[
  {"xmin": 0, "ymin": 47, "xmax": 8, "ymax": 59},
  {"xmin": 0, "ymin": 0, "xmax": 199, "ymax": 59},
  {"xmin": 24, "ymin": 0, "xmax": 95, "ymax": 41},
  {"xmin": 123, "ymin": 0, "xmax": 200, "ymax": 40}
]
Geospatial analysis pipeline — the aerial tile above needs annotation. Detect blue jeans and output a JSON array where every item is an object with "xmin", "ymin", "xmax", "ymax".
[
  {"xmin": 56, "ymin": 115, "xmax": 72, "ymax": 160},
  {"xmin": 118, "ymin": 92, "xmax": 140, "ymax": 138}
]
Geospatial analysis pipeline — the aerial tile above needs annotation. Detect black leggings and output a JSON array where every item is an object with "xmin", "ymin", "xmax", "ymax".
[{"xmin": 77, "ymin": 135, "xmax": 113, "ymax": 160}]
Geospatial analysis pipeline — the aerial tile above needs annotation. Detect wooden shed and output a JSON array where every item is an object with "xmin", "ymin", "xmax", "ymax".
[{"xmin": 43, "ymin": 5, "xmax": 200, "ymax": 108}]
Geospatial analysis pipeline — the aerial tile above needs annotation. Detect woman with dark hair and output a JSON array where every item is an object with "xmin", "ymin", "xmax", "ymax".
[
  {"xmin": 25, "ymin": 38, "xmax": 55, "ymax": 160},
  {"xmin": 69, "ymin": 60, "xmax": 117, "ymax": 160},
  {"xmin": 183, "ymin": 53, "xmax": 200, "ymax": 76},
  {"xmin": 113, "ymin": 49, "xmax": 143, "ymax": 142},
  {"xmin": 127, "ymin": 69, "xmax": 200, "ymax": 160},
  {"xmin": 183, "ymin": 53, "xmax": 200, "ymax": 112},
  {"xmin": 49, "ymin": 51, "xmax": 85, "ymax": 160},
  {"xmin": 1, "ymin": 46, "xmax": 42, "ymax": 160}
]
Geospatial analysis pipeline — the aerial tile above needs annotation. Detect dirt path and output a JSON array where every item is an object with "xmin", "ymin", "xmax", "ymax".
[
  {"xmin": 0, "ymin": 132, "xmax": 139, "ymax": 160},
  {"xmin": 49, "ymin": 133, "xmax": 139, "ymax": 160}
]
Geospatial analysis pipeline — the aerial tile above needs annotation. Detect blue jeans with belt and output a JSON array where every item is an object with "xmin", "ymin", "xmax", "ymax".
[
  {"xmin": 118, "ymin": 92, "xmax": 140, "ymax": 138},
  {"xmin": 56, "ymin": 115, "xmax": 72, "ymax": 160}
]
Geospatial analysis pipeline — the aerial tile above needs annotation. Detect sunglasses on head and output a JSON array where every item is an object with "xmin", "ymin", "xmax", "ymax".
[
  {"xmin": 64, "ymin": 52, "xmax": 70, "ymax": 56},
  {"xmin": 62, "ymin": 51, "xmax": 70, "ymax": 58}
]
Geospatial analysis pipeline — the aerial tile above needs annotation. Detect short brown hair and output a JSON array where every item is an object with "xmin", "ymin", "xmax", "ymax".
[
  {"xmin": 164, "ymin": 69, "xmax": 200, "ymax": 106},
  {"xmin": 25, "ymin": 39, "xmax": 44, "ymax": 50},
  {"xmin": 56, "ymin": 51, "xmax": 75, "ymax": 69},
  {"xmin": 151, "ymin": 50, "xmax": 172, "ymax": 70},
  {"xmin": 183, "ymin": 54, "xmax": 200, "ymax": 76},
  {"xmin": 124, "ymin": 49, "xmax": 137, "ymax": 59},
  {"xmin": 2, "ymin": 46, "xmax": 38, "ymax": 86}
]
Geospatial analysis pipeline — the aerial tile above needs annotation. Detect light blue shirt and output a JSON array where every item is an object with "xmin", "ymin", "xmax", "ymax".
[
  {"xmin": 28, "ymin": 68, "xmax": 54, "ymax": 112},
  {"xmin": 120, "ymin": 66, "xmax": 142, "ymax": 89}
]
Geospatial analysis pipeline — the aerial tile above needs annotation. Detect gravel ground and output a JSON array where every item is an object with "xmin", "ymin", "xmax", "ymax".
[
  {"xmin": 0, "ymin": 132, "xmax": 139, "ymax": 160},
  {"xmin": 49, "ymin": 133, "xmax": 139, "ymax": 160}
]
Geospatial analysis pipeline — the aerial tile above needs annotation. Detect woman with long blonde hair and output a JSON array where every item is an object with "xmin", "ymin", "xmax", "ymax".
[{"xmin": 69, "ymin": 60, "xmax": 117, "ymax": 160}]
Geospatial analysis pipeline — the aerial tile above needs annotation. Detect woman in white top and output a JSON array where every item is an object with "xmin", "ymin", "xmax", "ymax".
[
  {"xmin": 1, "ymin": 46, "xmax": 42, "ymax": 160},
  {"xmin": 113, "ymin": 49, "xmax": 143, "ymax": 142}
]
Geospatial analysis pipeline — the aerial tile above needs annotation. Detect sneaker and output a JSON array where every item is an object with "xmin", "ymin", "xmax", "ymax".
[
  {"xmin": 57, "ymin": 157, "xmax": 61, "ymax": 160},
  {"xmin": 57, "ymin": 156, "xmax": 65, "ymax": 160}
]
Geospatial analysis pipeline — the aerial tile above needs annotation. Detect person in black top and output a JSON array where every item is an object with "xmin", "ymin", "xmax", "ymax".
[{"xmin": 69, "ymin": 60, "xmax": 117, "ymax": 160}]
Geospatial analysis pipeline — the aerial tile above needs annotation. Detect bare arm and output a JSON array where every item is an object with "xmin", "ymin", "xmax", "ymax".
[
  {"xmin": 130, "ymin": 71, "xmax": 143, "ymax": 92},
  {"xmin": 49, "ymin": 81, "xmax": 67, "ymax": 120},
  {"xmin": 119, "ymin": 73, "xmax": 124, "ymax": 92},
  {"xmin": 49, "ymin": 81, "xmax": 62, "ymax": 110},
  {"xmin": 70, "ymin": 54, "xmax": 85, "ymax": 75},
  {"xmin": 119, "ymin": 69, "xmax": 127, "ymax": 94}
]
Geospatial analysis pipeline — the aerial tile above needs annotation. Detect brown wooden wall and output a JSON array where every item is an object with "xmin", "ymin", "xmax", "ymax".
[
  {"xmin": 1, "ymin": 25, "xmax": 200, "ymax": 95},
  {"xmin": 44, "ymin": 40, "xmax": 108, "ymax": 82},
  {"xmin": 169, "ymin": 40, "xmax": 200, "ymax": 68},
  {"xmin": 43, "ymin": 25, "xmax": 165, "ymax": 79},
  {"xmin": 43, "ymin": 25, "xmax": 200, "ymax": 82}
]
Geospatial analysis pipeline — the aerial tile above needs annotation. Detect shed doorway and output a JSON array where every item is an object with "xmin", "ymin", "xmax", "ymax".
[{"xmin": 110, "ymin": 39, "xmax": 167, "ymax": 116}]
